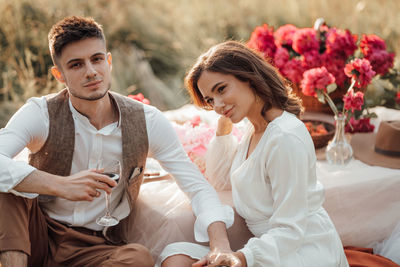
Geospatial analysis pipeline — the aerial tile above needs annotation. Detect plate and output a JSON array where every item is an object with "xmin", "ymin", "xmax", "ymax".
[
  {"xmin": 144, "ymin": 158, "xmax": 169, "ymax": 179},
  {"xmin": 302, "ymin": 119, "xmax": 335, "ymax": 149},
  {"xmin": 144, "ymin": 169, "xmax": 169, "ymax": 179}
]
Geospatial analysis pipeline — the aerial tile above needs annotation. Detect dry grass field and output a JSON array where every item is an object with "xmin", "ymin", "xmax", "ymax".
[{"xmin": 0, "ymin": 0, "xmax": 399, "ymax": 126}]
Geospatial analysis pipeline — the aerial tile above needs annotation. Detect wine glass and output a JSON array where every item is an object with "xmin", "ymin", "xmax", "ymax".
[{"xmin": 96, "ymin": 160, "xmax": 121, "ymax": 226}]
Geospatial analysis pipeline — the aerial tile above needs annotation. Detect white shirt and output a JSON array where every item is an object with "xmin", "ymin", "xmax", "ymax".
[
  {"xmin": 0, "ymin": 95, "xmax": 233, "ymax": 241},
  {"xmin": 206, "ymin": 111, "xmax": 348, "ymax": 267}
]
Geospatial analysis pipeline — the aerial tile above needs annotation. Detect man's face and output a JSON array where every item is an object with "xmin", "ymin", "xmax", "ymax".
[{"xmin": 53, "ymin": 37, "xmax": 112, "ymax": 101}]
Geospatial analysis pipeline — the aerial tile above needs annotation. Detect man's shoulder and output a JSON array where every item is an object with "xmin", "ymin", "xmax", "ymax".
[
  {"xmin": 25, "ymin": 95, "xmax": 48, "ymax": 110},
  {"xmin": 44, "ymin": 88, "xmax": 69, "ymax": 102}
]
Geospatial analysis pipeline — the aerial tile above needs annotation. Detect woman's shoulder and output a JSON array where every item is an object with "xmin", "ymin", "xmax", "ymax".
[
  {"xmin": 266, "ymin": 111, "xmax": 312, "ymax": 150},
  {"xmin": 268, "ymin": 112, "xmax": 305, "ymax": 137}
]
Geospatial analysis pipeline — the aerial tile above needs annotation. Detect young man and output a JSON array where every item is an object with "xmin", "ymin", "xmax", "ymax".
[{"xmin": 0, "ymin": 16, "xmax": 233, "ymax": 267}]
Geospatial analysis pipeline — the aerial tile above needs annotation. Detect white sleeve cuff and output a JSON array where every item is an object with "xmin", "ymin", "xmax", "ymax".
[
  {"xmin": 238, "ymin": 246, "xmax": 255, "ymax": 267},
  {"xmin": 194, "ymin": 204, "xmax": 234, "ymax": 242},
  {"xmin": 4, "ymin": 164, "xmax": 38, "ymax": 198},
  {"xmin": 9, "ymin": 189, "xmax": 38, "ymax": 199},
  {"xmin": 212, "ymin": 133, "xmax": 236, "ymax": 144}
]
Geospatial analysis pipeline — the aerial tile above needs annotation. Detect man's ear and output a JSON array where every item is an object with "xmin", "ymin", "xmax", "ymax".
[
  {"xmin": 51, "ymin": 66, "xmax": 65, "ymax": 83},
  {"xmin": 107, "ymin": 52, "xmax": 112, "ymax": 71}
]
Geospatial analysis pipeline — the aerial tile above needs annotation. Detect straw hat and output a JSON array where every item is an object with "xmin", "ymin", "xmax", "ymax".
[{"xmin": 350, "ymin": 121, "xmax": 400, "ymax": 169}]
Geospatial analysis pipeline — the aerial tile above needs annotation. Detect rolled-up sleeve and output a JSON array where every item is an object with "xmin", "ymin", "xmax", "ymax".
[
  {"xmin": 205, "ymin": 134, "xmax": 237, "ymax": 191},
  {"xmin": 145, "ymin": 106, "xmax": 234, "ymax": 242},
  {"xmin": 0, "ymin": 97, "xmax": 48, "ymax": 197}
]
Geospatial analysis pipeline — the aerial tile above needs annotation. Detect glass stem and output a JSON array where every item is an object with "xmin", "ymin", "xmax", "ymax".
[{"xmin": 105, "ymin": 193, "xmax": 112, "ymax": 216}]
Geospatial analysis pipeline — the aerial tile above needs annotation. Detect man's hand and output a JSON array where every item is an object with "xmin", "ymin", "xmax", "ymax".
[
  {"xmin": 55, "ymin": 170, "xmax": 117, "ymax": 201},
  {"xmin": 191, "ymin": 221, "xmax": 245, "ymax": 267},
  {"xmin": 216, "ymin": 116, "xmax": 233, "ymax": 136},
  {"xmin": 192, "ymin": 250, "xmax": 244, "ymax": 267},
  {"xmin": 13, "ymin": 169, "xmax": 117, "ymax": 202}
]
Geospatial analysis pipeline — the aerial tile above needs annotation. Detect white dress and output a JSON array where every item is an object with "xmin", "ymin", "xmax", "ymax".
[{"xmin": 158, "ymin": 111, "xmax": 348, "ymax": 267}]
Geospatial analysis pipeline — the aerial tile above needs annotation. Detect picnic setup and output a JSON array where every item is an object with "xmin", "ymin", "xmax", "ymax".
[{"xmin": 1, "ymin": 2, "xmax": 400, "ymax": 266}]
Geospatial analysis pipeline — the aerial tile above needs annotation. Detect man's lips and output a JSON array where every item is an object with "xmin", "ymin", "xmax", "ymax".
[{"xmin": 83, "ymin": 80, "xmax": 102, "ymax": 87}]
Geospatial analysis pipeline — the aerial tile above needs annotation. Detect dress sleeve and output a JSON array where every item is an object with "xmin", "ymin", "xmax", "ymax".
[
  {"xmin": 145, "ymin": 107, "xmax": 234, "ymax": 242},
  {"xmin": 239, "ymin": 131, "xmax": 311, "ymax": 267},
  {"xmin": 205, "ymin": 134, "xmax": 238, "ymax": 191}
]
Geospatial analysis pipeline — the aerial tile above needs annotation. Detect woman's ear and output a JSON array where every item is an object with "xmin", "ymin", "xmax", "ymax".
[{"xmin": 51, "ymin": 66, "xmax": 65, "ymax": 83}]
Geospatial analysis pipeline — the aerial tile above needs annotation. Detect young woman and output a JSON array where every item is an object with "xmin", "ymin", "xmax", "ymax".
[{"xmin": 158, "ymin": 40, "xmax": 349, "ymax": 267}]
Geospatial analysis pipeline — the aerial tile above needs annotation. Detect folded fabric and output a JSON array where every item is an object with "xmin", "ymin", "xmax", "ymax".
[{"xmin": 344, "ymin": 246, "xmax": 400, "ymax": 267}]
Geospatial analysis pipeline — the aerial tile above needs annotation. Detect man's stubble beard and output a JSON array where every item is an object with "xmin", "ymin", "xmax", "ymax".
[{"xmin": 69, "ymin": 82, "xmax": 111, "ymax": 101}]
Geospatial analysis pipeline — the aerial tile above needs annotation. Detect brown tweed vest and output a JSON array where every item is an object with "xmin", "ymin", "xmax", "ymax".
[{"xmin": 29, "ymin": 89, "xmax": 149, "ymax": 244}]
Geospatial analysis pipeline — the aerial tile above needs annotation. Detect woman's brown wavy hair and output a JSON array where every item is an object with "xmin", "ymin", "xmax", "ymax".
[{"xmin": 185, "ymin": 41, "xmax": 304, "ymax": 116}]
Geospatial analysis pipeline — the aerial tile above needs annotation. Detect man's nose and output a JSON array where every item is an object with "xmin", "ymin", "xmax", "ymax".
[{"xmin": 85, "ymin": 62, "xmax": 98, "ymax": 78}]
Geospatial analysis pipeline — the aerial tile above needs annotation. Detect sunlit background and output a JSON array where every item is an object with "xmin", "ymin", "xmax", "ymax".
[{"xmin": 1, "ymin": 0, "xmax": 399, "ymax": 126}]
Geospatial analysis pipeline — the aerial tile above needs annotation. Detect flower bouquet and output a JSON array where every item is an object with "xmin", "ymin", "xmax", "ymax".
[
  {"xmin": 247, "ymin": 20, "xmax": 396, "ymax": 118},
  {"xmin": 171, "ymin": 115, "xmax": 243, "ymax": 174},
  {"xmin": 127, "ymin": 93, "xmax": 150, "ymax": 104},
  {"xmin": 300, "ymin": 58, "xmax": 376, "ymax": 132}
]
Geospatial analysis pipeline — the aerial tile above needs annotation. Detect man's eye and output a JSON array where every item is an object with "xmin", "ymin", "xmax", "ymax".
[
  {"xmin": 93, "ymin": 57, "xmax": 103, "ymax": 62},
  {"xmin": 70, "ymin": 63, "xmax": 82, "ymax": 69}
]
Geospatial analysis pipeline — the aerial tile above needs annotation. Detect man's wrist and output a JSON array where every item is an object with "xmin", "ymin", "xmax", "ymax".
[
  {"xmin": 234, "ymin": 251, "xmax": 247, "ymax": 267},
  {"xmin": 208, "ymin": 221, "xmax": 231, "ymax": 251},
  {"xmin": 35, "ymin": 170, "xmax": 63, "ymax": 197}
]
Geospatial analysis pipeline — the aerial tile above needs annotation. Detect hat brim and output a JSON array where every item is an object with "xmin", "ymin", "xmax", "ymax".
[{"xmin": 351, "ymin": 133, "xmax": 400, "ymax": 169}]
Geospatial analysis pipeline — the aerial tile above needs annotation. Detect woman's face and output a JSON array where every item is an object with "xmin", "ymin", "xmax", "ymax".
[{"xmin": 197, "ymin": 71, "xmax": 257, "ymax": 123}]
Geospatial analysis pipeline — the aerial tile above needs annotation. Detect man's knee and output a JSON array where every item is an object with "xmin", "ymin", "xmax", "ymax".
[
  {"xmin": 0, "ymin": 193, "xmax": 34, "ymax": 221},
  {"xmin": 0, "ymin": 250, "xmax": 28, "ymax": 267},
  {"xmin": 101, "ymin": 243, "xmax": 154, "ymax": 267},
  {"xmin": 0, "ymin": 193, "xmax": 35, "ymax": 256}
]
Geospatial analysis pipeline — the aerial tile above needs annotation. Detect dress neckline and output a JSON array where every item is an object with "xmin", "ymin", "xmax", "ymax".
[{"xmin": 243, "ymin": 110, "xmax": 288, "ymax": 161}]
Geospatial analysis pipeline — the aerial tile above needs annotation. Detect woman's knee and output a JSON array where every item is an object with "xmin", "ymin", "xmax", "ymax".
[{"xmin": 161, "ymin": 254, "xmax": 197, "ymax": 267}]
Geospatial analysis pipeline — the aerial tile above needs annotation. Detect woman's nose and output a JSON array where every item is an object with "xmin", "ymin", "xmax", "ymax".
[{"xmin": 213, "ymin": 98, "xmax": 225, "ymax": 113}]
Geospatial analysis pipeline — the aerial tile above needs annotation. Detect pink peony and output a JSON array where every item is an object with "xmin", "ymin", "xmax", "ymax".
[
  {"xmin": 301, "ymin": 67, "xmax": 335, "ymax": 97},
  {"xmin": 345, "ymin": 117, "xmax": 375, "ymax": 133},
  {"xmin": 302, "ymin": 50, "xmax": 322, "ymax": 69},
  {"xmin": 247, "ymin": 24, "xmax": 277, "ymax": 60},
  {"xmin": 172, "ymin": 121, "xmax": 215, "ymax": 173},
  {"xmin": 365, "ymin": 50, "xmax": 395, "ymax": 75},
  {"xmin": 279, "ymin": 58, "xmax": 305, "ymax": 83},
  {"xmin": 274, "ymin": 24, "xmax": 297, "ymax": 47},
  {"xmin": 189, "ymin": 115, "xmax": 201, "ymax": 128},
  {"xmin": 360, "ymin": 34, "xmax": 387, "ymax": 57},
  {"xmin": 292, "ymin": 28, "xmax": 319, "ymax": 54},
  {"xmin": 343, "ymin": 89, "xmax": 364, "ymax": 112},
  {"xmin": 325, "ymin": 28, "xmax": 357, "ymax": 59},
  {"xmin": 171, "ymin": 118, "xmax": 244, "ymax": 174},
  {"xmin": 321, "ymin": 54, "xmax": 348, "ymax": 87},
  {"xmin": 274, "ymin": 47, "xmax": 290, "ymax": 68},
  {"xmin": 396, "ymin": 92, "xmax": 400, "ymax": 105},
  {"xmin": 128, "ymin": 93, "xmax": 150, "ymax": 104},
  {"xmin": 344, "ymin": 59, "xmax": 376, "ymax": 88}
]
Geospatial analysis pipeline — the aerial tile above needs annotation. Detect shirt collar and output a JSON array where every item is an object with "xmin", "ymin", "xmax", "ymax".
[{"xmin": 68, "ymin": 93, "xmax": 121, "ymax": 132}]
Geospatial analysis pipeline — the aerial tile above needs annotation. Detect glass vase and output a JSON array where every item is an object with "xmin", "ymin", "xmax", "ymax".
[{"xmin": 326, "ymin": 114, "xmax": 353, "ymax": 165}]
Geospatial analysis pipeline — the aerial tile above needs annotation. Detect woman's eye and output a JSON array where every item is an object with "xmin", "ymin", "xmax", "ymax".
[
  {"xmin": 217, "ymin": 86, "xmax": 226, "ymax": 93},
  {"xmin": 206, "ymin": 98, "xmax": 214, "ymax": 105}
]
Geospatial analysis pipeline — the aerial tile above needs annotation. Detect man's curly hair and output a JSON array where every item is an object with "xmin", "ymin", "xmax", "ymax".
[{"xmin": 48, "ymin": 16, "xmax": 105, "ymax": 64}]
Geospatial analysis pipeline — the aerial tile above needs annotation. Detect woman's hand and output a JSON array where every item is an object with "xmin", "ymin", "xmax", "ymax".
[
  {"xmin": 192, "ymin": 249, "xmax": 243, "ymax": 267},
  {"xmin": 216, "ymin": 116, "xmax": 233, "ymax": 136}
]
